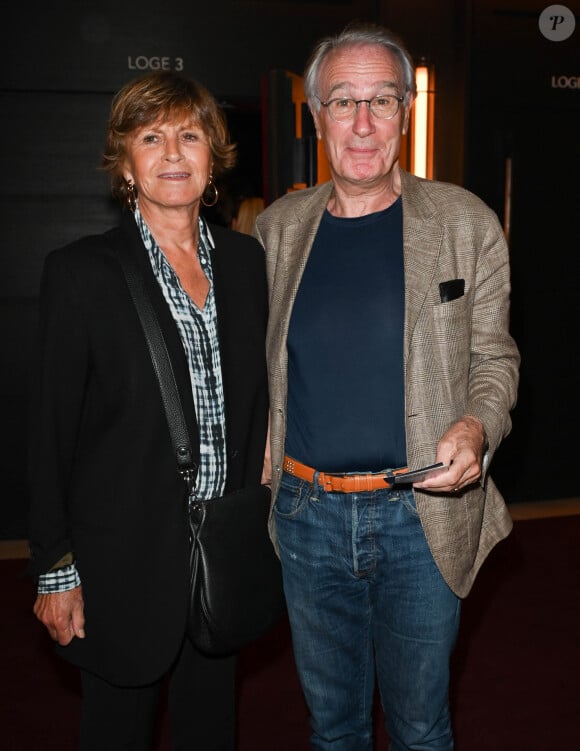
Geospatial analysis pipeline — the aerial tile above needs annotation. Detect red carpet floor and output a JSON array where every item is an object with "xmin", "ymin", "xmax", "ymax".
[{"xmin": 2, "ymin": 515, "xmax": 579, "ymax": 750}]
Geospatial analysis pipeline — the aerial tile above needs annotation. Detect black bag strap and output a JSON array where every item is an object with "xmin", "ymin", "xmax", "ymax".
[{"xmin": 116, "ymin": 248, "xmax": 197, "ymax": 495}]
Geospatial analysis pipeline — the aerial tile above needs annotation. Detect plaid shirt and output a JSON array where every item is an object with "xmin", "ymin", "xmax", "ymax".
[
  {"xmin": 38, "ymin": 209, "xmax": 226, "ymax": 593},
  {"xmin": 136, "ymin": 208, "xmax": 227, "ymax": 501}
]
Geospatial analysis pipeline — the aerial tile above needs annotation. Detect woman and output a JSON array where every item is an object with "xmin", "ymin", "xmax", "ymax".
[{"xmin": 27, "ymin": 71, "xmax": 269, "ymax": 750}]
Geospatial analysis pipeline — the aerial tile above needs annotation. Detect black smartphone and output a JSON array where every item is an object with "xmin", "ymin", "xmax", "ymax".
[{"xmin": 393, "ymin": 463, "xmax": 449, "ymax": 484}]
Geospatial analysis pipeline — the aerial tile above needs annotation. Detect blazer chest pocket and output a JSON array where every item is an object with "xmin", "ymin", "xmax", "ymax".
[
  {"xmin": 432, "ymin": 290, "xmax": 469, "ymax": 332},
  {"xmin": 439, "ymin": 278, "xmax": 465, "ymax": 303}
]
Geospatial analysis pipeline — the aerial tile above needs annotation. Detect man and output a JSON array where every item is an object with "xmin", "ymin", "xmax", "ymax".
[{"xmin": 254, "ymin": 22, "xmax": 519, "ymax": 751}]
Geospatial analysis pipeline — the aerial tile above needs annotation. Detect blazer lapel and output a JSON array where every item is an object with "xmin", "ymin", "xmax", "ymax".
[
  {"xmin": 400, "ymin": 171, "xmax": 444, "ymax": 362},
  {"xmin": 267, "ymin": 183, "xmax": 333, "ymax": 375},
  {"xmin": 106, "ymin": 213, "xmax": 200, "ymax": 452}
]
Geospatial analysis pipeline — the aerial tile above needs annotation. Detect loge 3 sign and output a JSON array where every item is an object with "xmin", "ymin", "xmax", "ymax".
[{"xmin": 127, "ymin": 56, "xmax": 185, "ymax": 71}]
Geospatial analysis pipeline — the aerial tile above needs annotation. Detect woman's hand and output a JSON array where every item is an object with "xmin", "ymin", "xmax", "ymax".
[{"xmin": 33, "ymin": 587, "xmax": 86, "ymax": 645}]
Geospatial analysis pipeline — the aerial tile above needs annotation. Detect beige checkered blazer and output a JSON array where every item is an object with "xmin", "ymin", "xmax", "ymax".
[{"xmin": 255, "ymin": 169, "xmax": 520, "ymax": 597}]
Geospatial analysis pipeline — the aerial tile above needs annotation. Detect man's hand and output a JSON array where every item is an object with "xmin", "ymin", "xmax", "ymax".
[
  {"xmin": 413, "ymin": 415, "xmax": 487, "ymax": 493},
  {"xmin": 33, "ymin": 586, "xmax": 86, "ymax": 645}
]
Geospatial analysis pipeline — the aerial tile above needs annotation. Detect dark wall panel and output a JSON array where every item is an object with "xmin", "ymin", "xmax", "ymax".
[
  {"xmin": 1, "ymin": 92, "xmax": 113, "ymax": 197},
  {"xmin": 2, "ymin": 1, "xmax": 372, "ymax": 96},
  {"xmin": 0, "ymin": 300, "xmax": 38, "ymax": 538},
  {"xmin": 465, "ymin": 0, "xmax": 580, "ymax": 503}
]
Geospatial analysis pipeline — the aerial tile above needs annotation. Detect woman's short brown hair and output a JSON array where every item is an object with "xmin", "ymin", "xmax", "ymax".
[{"xmin": 102, "ymin": 71, "xmax": 237, "ymax": 205}]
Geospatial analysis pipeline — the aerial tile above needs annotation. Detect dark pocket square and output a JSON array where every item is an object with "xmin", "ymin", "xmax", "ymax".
[{"xmin": 439, "ymin": 279, "xmax": 465, "ymax": 303}]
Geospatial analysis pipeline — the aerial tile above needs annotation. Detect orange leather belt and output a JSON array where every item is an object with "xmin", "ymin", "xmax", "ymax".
[{"xmin": 283, "ymin": 455, "xmax": 409, "ymax": 493}]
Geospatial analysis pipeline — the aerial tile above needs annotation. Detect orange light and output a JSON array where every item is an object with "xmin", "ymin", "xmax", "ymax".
[{"xmin": 412, "ymin": 64, "xmax": 435, "ymax": 179}]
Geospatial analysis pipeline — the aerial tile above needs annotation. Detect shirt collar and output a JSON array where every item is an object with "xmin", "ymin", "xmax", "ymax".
[{"xmin": 133, "ymin": 207, "xmax": 214, "ymax": 277}]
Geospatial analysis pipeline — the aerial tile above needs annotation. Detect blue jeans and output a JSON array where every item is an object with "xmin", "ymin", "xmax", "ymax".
[{"xmin": 275, "ymin": 471, "xmax": 461, "ymax": 751}]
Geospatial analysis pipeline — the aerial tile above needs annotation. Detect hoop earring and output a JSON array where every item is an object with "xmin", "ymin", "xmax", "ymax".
[
  {"xmin": 126, "ymin": 181, "xmax": 137, "ymax": 212},
  {"xmin": 201, "ymin": 178, "xmax": 219, "ymax": 208}
]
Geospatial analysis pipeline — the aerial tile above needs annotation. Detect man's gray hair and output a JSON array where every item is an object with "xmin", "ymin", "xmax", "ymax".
[{"xmin": 304, "ymin": 22, "xmax": 417, "ymax": 112}]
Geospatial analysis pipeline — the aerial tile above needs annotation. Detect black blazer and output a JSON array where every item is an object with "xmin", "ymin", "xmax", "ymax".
[{"xmin": 27, "ymin": 212, "xmax": 269, "ymax": 684}]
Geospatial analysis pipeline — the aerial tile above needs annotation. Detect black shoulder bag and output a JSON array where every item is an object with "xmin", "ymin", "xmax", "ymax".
[{"xmin": 117, "ymin": 248, "xmax": 285, "ymax": 656}]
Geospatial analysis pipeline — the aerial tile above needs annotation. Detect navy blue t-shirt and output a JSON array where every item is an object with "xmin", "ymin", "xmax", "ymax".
[{"xmin": 285, "ymin": 197, "xmax": 407, "ymax": 473}]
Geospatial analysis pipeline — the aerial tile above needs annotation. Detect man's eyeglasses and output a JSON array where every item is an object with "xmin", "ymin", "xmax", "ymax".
[{"xmin": 317, "ymin": 94, "xmax": 404, "ymax": 122}]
